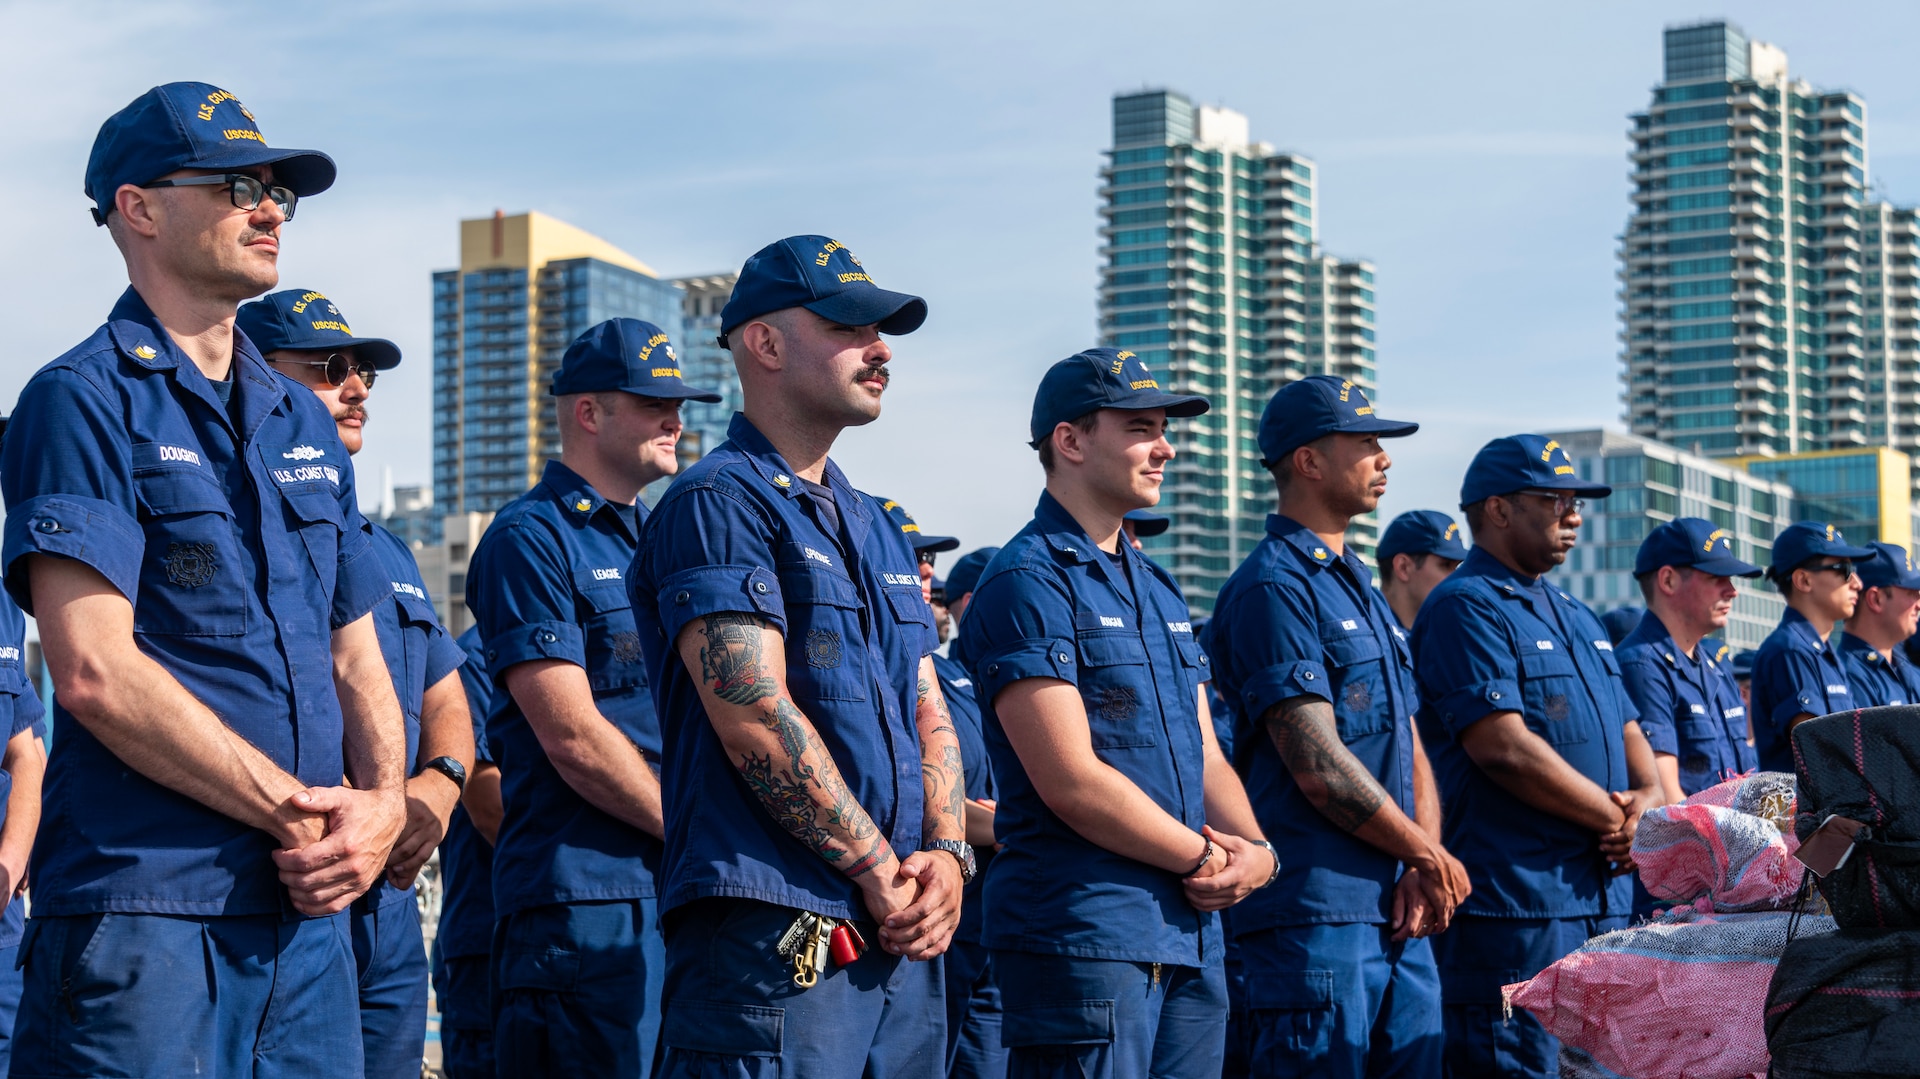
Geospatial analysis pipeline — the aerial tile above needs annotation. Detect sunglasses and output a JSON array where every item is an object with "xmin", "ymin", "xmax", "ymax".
[
  {"xmin": 1509, "ymin": 489, "xmax": 1586, "ymax": 517},
  {"xmin": 140, "ymin": 174, "xmax": 298, "ymax": 220},
  {"xmin": 277, "ymin": 353, "xmax": 378, "ymax": 388},
  {"xmin": 1807, "ymin": 561, "xmax": 1856, "ymax": 578},
  {"xmin": 917, "ymin": 550, "xmax": 938, "ymax": 568}
]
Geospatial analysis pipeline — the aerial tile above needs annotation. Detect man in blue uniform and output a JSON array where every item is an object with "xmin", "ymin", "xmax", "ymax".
[
  {"xmin": 433, "ymin": 627, "xmax": 503, "ymax": 1079},
  {"xmin": 466, "ymin": 317, "xmax": 722, "ymax": 1077},
  {"xmin": 1377, "ymin": 510, "xmax": 1470, "ymax": 633},
  {"xmin": 1205, "ymin": 376, "xmax": 1466, "ymax": 1078},
  {"xmin": 1750, "ymin": 522, "xmax": 1872, "ymax": 772},
  {"xmin": 2, "ymin": 82, "xmax": 406, "ymax": 1077},
  {"xmin": 880, "ymin": 498, "xmax": 959, "ymax": 600},
  {"xmin": 631, "ymin": 236, "xmax": 966, "ymax": 1079},
  {"xmin": 1411, "ymin": 435, "xmax": 1664, "ymax": 1079},
  {"xmin": 0, "ymin": 451, "xmax": 46, "ymax": 1076},
  {"xmin": 959, "ymin": 348, "xmax": 1276, "ymax": 1079},
  {"xmin": 240, "ymin": 288, "xmax": 477, "ymax": 1079},
  {"xmin": 930, "ymin": 544, "xmax": 1005, "ymax": 1079},
  {"xmin": 1835, "ymin": 542, "xmax": 1920, "ymax": 707},
  {"xmin": 1615, "ymin": 519, "xmax": 1758, "ymax": 803}
]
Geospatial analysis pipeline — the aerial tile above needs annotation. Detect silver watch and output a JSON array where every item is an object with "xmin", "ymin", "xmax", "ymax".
[
  {"xmin": 1253, "ymin": 840, "xmax": 1281, "ymax": 888},
  {"xmin": 925, "ymin": 839, "xmax": 978, "ymax": 883}
]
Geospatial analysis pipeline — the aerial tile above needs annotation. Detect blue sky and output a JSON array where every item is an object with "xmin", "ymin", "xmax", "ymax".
[{"xmin": 7, "ymin": 1, "xmax": 1920, "ymax": 563}]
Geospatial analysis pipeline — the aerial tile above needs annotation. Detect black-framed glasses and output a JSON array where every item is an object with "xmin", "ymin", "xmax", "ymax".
[
  {"xmin": 140, "ymin": 174, "xmax": 298, "ymax": 220},
  {"xmin": 276, "ymin": 352, "xmax": 376, "ymax": 388},
  {"xmin": 1510, "ymin": 489, "xmax": 1586, "ymax": 517},
  {"xmin": 917, "ymin": 550, "xmax": 938, "ymax": 568},
  {"xmin": 1808, "ymin": 561, "xmax": 1856, "ymax": 578}
]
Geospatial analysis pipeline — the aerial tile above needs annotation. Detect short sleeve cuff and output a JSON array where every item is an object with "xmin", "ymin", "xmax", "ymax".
[
  {"xmin": 1238, "ymin": 660, "xmax": 1333, "ymax": 722},
  {"xmin": 2, "ymin": 494, "xmax": 144, "ymax": 612},
  {"xmin": 655, "ymin": 564, "xmax": 785, "ymax": 645},
  {"xmin": 425, "ymin": 628, "xmax": 467, "ymax": 687},
  {"xmin": 1773, "ymin": 692, "xmax": 1817, "ymax": 725},
  {"xmin": 1637, "ymin": 715, "xmax": 1678, "ymax": 755},
  {"xmin": 486, "ymin": 620, "xmax": 586, "ymax": 672},
  {"xmin": 1434, "ymin": 680, "xmax": 1522, "ymax": 736},
  {"xmin": 976, "ymin": 637, "xmax": 1078, "ymax": 703},
  {"xmin": 331, "ymin": 534, "xmax": 388, "ymax": 629}
]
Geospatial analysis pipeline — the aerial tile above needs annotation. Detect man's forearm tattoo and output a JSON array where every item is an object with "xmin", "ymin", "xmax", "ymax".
[
  {"xmin": 1264, "ymin": 697, "xmax": 1388, "ymax": 833},
  {"xmin": 700, "ymin": 613, "xmax": 776, "ymax": 705},
  {"xmin": 917, "ymin": 674, "xmax": 967, "ymax": 837}
]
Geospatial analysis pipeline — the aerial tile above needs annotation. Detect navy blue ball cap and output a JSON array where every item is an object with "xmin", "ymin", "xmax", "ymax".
[
  {"xmin": 1770, "ymin": 520, "xmax": 1876, "ymax": 573},
  {"xmin": 1855, "ymin": 541, "xmax": 1920, "ymax": 590},
  {"xmin": 1029, "ymin": 348, "xmax": 1208, "ymax": 447},
  {"xmin": 876, "ymin": 497, "xmax": 959, "ymax": 553},
  {"xmin": 945, "ymin": 547, "xmax": 998, "ymax": 600},
  {"xmin": 1731, "ymin": 649, "xmax": 1757, "ymax": 679},
  {"xmin": 1258, "ymin": 375, "xmax": 1418, "ymax": 467},
  {"xmin": 1379, "ymin": 510, "xmax": 1470, "ymax": 565},
  {"xmin": 1459, "ymin": 434, "xmax": 1612, "ymax": 507},
  {"xmin": 1600, "ymin": 606, "xmax": 1645, "ymax": 647},
  {"xmin": 85, "ymin": 82, "xmax": 335, "ymax": 224},
  {"xmin": 1634, "ymin": 517, "xmax": 1762, "ymax": 578},
  {"xmin": 237, "ymin": 289, "xmax": 401, "ymax": 370},
  {"xmin": 719, "ymin": 235, "xmax": 926, "ymax": 340},
  {"xmin": 549, "ymin": 319, "xmax": 723, "ymax": 401},
  {"xmin": 1124, "ymin": 509, "xmax": 1171, "ymax": 538}
]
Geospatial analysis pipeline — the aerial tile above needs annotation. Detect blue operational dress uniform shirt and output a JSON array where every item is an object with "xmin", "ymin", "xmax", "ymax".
[
  {"xmin": 1837, "ymin": 631, "xmax": 1920, "ymax": 708},
  {"xmin": 433, "ymin": 626, "xmax": 497, "ymax": 1079},
  {"xmin": 958, "ymin": 490, "xmax": 1225, "ymax": 1078},
  {"xmin": 355, "ymin": 523, "xmax": 464, "ymax": 1079},
  {"xmin": 1204, "ymin": 514, "xmax": 1440, "ymax": 1078},
  {"xmin": 0, "ymin": 589, "xmax": 44, "ymax": 1077},
  {"xmin": 933, "ymin": 647, "xmax": 1006, "ymax": 1079},
  {"xmin": 1618, "ymin": 611, "xmax": 1755, "ymax": 796},
  {"xmin": 1412, "ymin": 546, "xmax": 1636, "ymax": 1078},
  {"xmin": 465, "ymin": 458, "xmax": 666, "ymax": 1077},
  {"xmin": 0, "ymin": 287, "xmax": 385, "ymax": 1077},
  {"xmin": 629, "ymin": 413, "xmax": 944, "ymax": 1079},
  {"xmin": 1751, "ymin": 607, "xmax": 1855, "ymax": 773}
]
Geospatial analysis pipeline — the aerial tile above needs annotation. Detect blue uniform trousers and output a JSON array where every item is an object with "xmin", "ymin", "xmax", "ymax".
[
  {"xmin": 1222, "ymin": 929, "xmax": 1248, "ymax": 1079},
  {"xmin": 993, "ymin": 949, "xmax": 1226, "ymax": 1079},
  {"xmin": 1431, "ymin": 915, "xmax": 1625, "ymax": 1079},
  {"xmin": 944, "ymin": 939, "xmax": 1006, "ymax": 1079},
  {"xmin": 657, "ymin": 898, "xmax": 945, "ymax": 1079},
  {"xmin": 351, "ymin": 894, "xmax": 428, "ymax": 1079},
  {"xmin": 1236, "ymin": 923, "xmax": 1440, "ymax": 1079},
  {"xmin": 0, "ymin": 943, "xmax": 20, "ymax": 1077},
  {"xmin": 11, "ymin": 910, "xmax": 361, "ymax": 1078},
  {"xmin": 430, "ymin": 942, "xmax": 493, "ymax": 1079},
  {"xmin": 491, "ymin": 897, "xmax": 663, "ymax": 1078}
]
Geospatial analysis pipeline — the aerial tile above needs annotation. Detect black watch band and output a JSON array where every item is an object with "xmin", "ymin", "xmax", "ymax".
[{"xmin": 419, "ymin": 755, "xmax": 467, "ymax": 791}]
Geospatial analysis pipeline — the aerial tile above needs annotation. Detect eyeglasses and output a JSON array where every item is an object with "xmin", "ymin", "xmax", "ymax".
[
  {"xmin": 140, "ymin": 174, "xmax": 298, "ymax": 220},
  {"xmin": 917, "ymin": 550, "xmax": 938, "ymax": 568},
  {"xmin": 1509, "ymin": 489, "xmax": 1586, "ymax": 516},
  {"xmin": 276, "ymin": 353, "xmax": 377, "ymax": 388},
  {"xmin": 1808, "ymin": 561, "xmax": 1856, "ymax": 578}
]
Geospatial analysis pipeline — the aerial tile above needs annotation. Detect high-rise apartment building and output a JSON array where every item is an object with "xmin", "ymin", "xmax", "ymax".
[
  {"xmin": 432, "ymin": 211, "xmax": 684, "ymax": 515},
  {"xmin": 1100, "ymin": 89, "xmax": 1378, "ymax": 611},
  {"xmin": 1621, "ymin": 21, "xmax": 1920, "ymax": 501},
  {"xmin": 671, "ymin": 273, "xmax": 743, "ymax": 467}
]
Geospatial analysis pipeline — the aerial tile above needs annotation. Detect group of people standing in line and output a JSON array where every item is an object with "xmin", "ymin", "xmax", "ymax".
[{"xmin": 0, "ymin": 79, "xmax": 1910, "ymax": 1079}]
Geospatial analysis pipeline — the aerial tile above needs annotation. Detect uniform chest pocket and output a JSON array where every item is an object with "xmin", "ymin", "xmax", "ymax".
[
  {"xmin": 1077, "ymin": 633, "xmax": 1157, "ymax": 749},
  {"xmin": 1517, "ymin": 648, "xmax": 1590, "ymax": 746},
  {"xmin": 575, "ymin": 574, "xmax": 647, "ymax": 694},
  {"xmin": 131, "ymin": 468, "xmax": 247, "ymax": 637},
  {"xmin": 776, "ymin": 564, "xmax": 868, "ymax": 703},
  {"xmin": 278, "ymin": 485, "xmax": 344, "ymax": 602},
  {"xmin": 1321, "ymin": 622, "xmax": 1392, "ymax": 741}
]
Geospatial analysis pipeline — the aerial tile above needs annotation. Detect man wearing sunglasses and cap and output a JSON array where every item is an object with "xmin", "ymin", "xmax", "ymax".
[
  {"xmin": 1615, "ymin": 520, "xmax": 1760, "ymax": 804},
  {"xmin": 1750, "ymin": 521, "xmax": 1873, "ymax": 773},
  {"xmin": 958, "ymin": 348, "xmax": 1272, "ymax": 1078},
  {"xmin": 1836, "ymin": 542, "xmax": 1920, "ymax": 708},
  {"xmin": 0, "ymin": 83, "xmax": 406, "ymax": 1076},
  {"xmin": 1410, "ymin": 435, "xmax": 1663, "ymax": 1078},
  {"xmin": 1203, "ymin": 377, "xmax": 1463, "ymax": 1077},
  {"xmin": 463, "ymin": 317, "xmax": 721, "ymax": 1076},
  {"xmin": 238, "ymin": 289, "xmax": 477, "ymax": 1079},
  {"xmin": 629, "ymin": 237, "xmax": 964, "ymax": 1079},
  {"xmin": 1377, "ymin": 510, "xmax": 1471, "ymax": 633},
  {"xmin": 878, "ymin": 497, "xmax": 961, "ymax": 603}
]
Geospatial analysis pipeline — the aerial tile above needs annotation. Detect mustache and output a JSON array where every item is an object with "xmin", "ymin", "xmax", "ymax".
[
  {"xmin": 856, "ymin": 365, "xmax": 890, "ymax": 386},
  {"xmin": 334, "ymin": 405, "xmax": 368, "ymax": 423}
]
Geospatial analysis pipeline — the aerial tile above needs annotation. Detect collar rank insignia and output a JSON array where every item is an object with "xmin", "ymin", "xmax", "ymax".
[
  {"xmin": 574, "ymin": 499, "xmax": 592, "ymax": 512},
  {"xmin": 133, "ymin": 344, "xmax": 157, "ymax": 360},
  {"xmin": 773, "ymin": 473, "xmax": 792, "ymax": 488}
]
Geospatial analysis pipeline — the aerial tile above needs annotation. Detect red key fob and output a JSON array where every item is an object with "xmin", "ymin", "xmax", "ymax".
[{"xmin": 830, "ymin": 923, "xmax": 865, "ymax": 966}]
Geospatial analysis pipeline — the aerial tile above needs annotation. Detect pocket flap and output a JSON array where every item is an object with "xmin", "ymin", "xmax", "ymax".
[
  {"xmin": 884, "ymin": 584, "xmax": 932, "ymax": 625},
  {"xmin": 134, "ymin": 469, "xmax": 231, "ymax": 517},
  {"xmin": 662, "ymin": 1000, "xmax": 783, "ymax": 1055},
  {"xmin": 394, "ymin": 590, "xmax": 439, "ymax": 627},
  {"xmin": 1078, "ymin": 634, "xmax": 1149, "ymax": 668},
  {"xmin": 495, "ymin": 945, "xmax": 579, "ymax": 992},
  {"xmin": 1002, "ymin": 999, "xmax": 1115, "ymax": 1047},
  {"xmin": 1517, "ymin": 648, "xmax": 1576, "ymax": 678},
  {"xmin": 1320, "ymin": 622, "xmax": 1384, "ymax": 666},
  {"xmin": 778, "ymin": 565, "xmax": 862, "ymax": 609},
  {"xmin": 574, "ymin": 576, "xmax": 631, "ymax": 616},
  {"xmin": 279, "ymin": 486, "xmax": 344, "ymax": 527}
]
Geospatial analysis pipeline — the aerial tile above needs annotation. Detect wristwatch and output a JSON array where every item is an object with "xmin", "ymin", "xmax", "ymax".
[
  {"xmin": 1253, "ymin": 839, "xmax": 1282, "ymax": 889},
  {"xmin": 418, "ymin": 755, "xmax": 467, "ymax": 792},
  {"xmin": 925, "ymin": 839, "xmax": 977, "ymax": 883}
]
